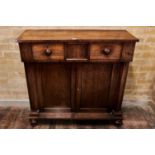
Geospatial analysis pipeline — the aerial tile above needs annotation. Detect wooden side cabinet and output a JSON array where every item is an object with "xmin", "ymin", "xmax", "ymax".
[{"xmin": 18, "ymin": 29, "xmax": 139, "ymax": 125}]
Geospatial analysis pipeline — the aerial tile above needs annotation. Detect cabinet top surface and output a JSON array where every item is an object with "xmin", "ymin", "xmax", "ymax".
[{"xmin": 17, "ymin": 29, "xmax": 139, "ymax": 42}]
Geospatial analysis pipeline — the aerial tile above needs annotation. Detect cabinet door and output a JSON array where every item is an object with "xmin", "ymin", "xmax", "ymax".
[
  {"xmin": 25, "ymin": 63, "xmax": 71, "ymax": 111},
  {"xmin": 77, "ymin": 63, "xmax": 120, "ymax": 112},
  {"xmin": 41, "ymin": 64, "xmax": 71, "ymax": 109}
]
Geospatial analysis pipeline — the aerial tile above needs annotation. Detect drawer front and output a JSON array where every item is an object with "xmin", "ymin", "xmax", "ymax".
[
  {"xmin": 90, "ymin": 43, "xmax": 122, "ymax": 61},
  {"xmin": 19, "ymin": 42, "xmax": 135, "ymax": 62},
  {"xmin": 32, "ymin": 43, "xmax": 64, "ymax": 61}
]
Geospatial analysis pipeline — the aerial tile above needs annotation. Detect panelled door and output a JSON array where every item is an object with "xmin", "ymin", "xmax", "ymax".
[{"xmin": 75, "ymin": 63, "xmax": 122, "ymax": 112}]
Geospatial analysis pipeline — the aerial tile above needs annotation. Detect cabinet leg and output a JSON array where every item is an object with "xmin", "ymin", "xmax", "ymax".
[
  {"xmin": 30, "ymin": 119, "xmax": 38, "ymax": 127},
  {"xmin": 114, "ymin": 119, "xmax": 123, "ymax": 126}
]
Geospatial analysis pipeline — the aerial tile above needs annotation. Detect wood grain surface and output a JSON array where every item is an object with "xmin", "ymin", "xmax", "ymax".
[
  {"xmin": 17, "ymin": 30, "xmax": 139, "ymax": 42},
  {"xmin": 18, "ymin": 29, "xmax": 138, "ymax": 125}
]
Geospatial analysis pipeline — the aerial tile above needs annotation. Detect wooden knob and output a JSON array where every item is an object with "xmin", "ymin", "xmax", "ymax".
[
  {"xmin": 44, "ymin": 48, "xmax": 52, "ymax": 56},
  {"xmin": 102, "ymin": 48, "xmax": 111, "ymax": 55}
]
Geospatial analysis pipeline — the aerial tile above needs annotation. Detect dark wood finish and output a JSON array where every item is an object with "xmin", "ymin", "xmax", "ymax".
[
  {"xmin": 79, "ymin": 64, "xmax": 112, "ymax": 110},
  {"xmin": 41, "ymin": 64, "xmax": 71, "ymax": 109},
  {"xmin": 32, "ymin": 43, "xmax": 64, "ymax": 61},
  {"xmin": 19, "ymin": 43, "xmax": 33, "ymax": 62},
  {"xmin": 17, "ymin": 30, "xmax": 139, "ymax": 42},
  {"xmin": 90, "ymin": 43, "xmax": 122, "ymax": 60},
  {"xmin": 18, "ymin": 29, "xmax": 138, "ymax": 125},
  {"xmin": 121, "ymin": 42, "xmax": 136, "ymax": 61},
  {"xmin": 66, "ymin": 43, "xmax": 89, "ymax": 61}
]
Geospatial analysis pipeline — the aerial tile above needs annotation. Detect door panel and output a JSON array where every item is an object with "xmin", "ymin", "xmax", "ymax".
[
  {"xmin": 79, "ymin": 63, "xmax": 112, "ymax": 110},
  {"xmin": 40, "ymin": 64, "xmax": 71, "ymax": 109}
]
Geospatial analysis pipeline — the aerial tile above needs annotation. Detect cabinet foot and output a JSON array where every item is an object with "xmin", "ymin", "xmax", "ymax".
[
  {"xmin": 114, "ymin": 119, "xmax": 123, "ymax": 126},
  {"xmin": 30, "ymin": 119, "xmax": 38, "ymax": 127}
]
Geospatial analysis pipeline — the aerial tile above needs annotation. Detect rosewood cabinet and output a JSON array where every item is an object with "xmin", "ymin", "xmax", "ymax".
[{"xmin": 18, "ymin": 29, "xmax": 138, "ymax": 125}]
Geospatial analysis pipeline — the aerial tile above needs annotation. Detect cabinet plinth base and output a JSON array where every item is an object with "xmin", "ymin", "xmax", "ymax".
[{"xmin": 29, "ymin": 110, "xmax": 122, "ymax": 125}]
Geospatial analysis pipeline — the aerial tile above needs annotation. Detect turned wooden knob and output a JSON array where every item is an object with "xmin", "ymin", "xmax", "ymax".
[
  {"xmin": 44, "ymin": 48, "xmax": 52, "ymax": 56},
  {"xmin": 102, "ymin": 48, "xmax": 111, "ymax": 55}
]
